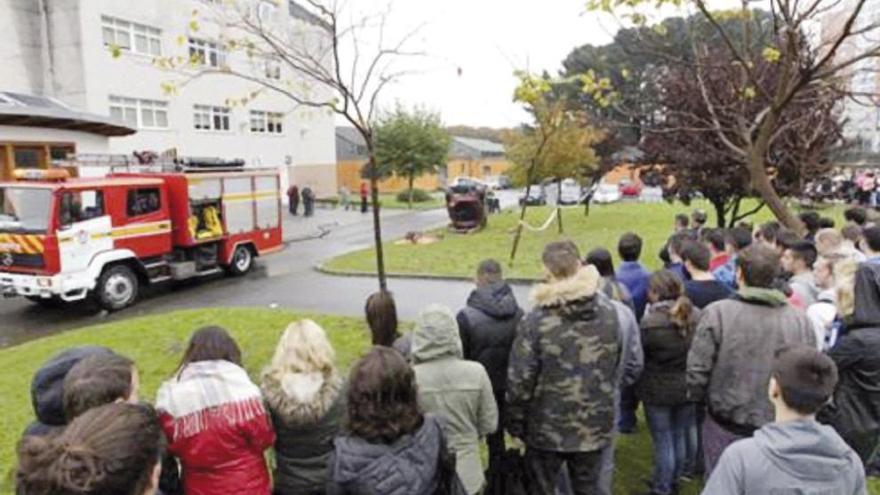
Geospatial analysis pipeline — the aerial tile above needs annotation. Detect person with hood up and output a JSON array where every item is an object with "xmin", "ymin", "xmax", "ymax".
[
  {"xmin": 261, "ymin": 320, "xmax": 346, "ymax": 495},
  {"xmin": 21, "ymin": 346, "xmax": 114, "ymax": 439},
  {"xmin": 328, "ymin": 346, "xmax": 458, "ymax": 495},
  {"xmin": 703, "ymin": 345, "xmax": 865, "ymax": 494},
  {"xmin": 507, "ymin": 241, "xmax": 621, "ymax": 494},
  {"xmin": 819, "ymin": 259, "xmax": 880, "ymax": 464},
  {"xmin": 687, "ymin": 245, "xmax": 816, "ymax": 475},
  {"xmin": 413, "ymin": 304, "xmax": 498, "ymax": 494},
  {"xmin": 456, "ymin": 259, "xmax": 523, "ymax": 468},
  {"xmin": 156, "ymin": 327, "xmax": 275, "ymax": 495}
]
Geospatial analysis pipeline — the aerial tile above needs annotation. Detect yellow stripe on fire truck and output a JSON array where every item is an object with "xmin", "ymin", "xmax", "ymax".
[
  {"xmin": 222, "ymin": 191, "xmax": 278, "ymax": 203},
  {"xmin": 0, "ymin": 234, "xmax": 46, "ymax": 254},
  {"xmin": 57, "ymin": 222, "xmax": 172, "ymax": 244}
]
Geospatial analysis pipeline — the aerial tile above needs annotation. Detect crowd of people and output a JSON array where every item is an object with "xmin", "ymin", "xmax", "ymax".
[{"xmin": 14, "ymin": 206, "xmax": 880, "ymax": 495}]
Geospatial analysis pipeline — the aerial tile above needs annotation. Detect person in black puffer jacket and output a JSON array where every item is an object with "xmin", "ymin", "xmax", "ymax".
[
  {"xmin": 819, "ymin": 259, "xmax": 880, "ymax": 463},
  {"xmin": 636, "ymin": 271, "xmax": 701, "ymax": 495},
  {"xmin": 456, "ymin": 259, "xmax": 523, "ymax": 468},
  {"xmin": 262, "ymin": 320, "xmax": 346, "ymax": 495}
]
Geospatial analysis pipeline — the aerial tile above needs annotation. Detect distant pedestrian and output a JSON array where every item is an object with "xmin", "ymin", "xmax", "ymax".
[
  {"xmin": 339, "ymin": 185, "xmax": 352, "ymax": 211},
  {"xmin": 301, "ymin": 186, "xmax": 315, "ymax": 217},
  {"xmin": 456, "ymin": 259, "xmax": 523, "ymax": 472},
  {"xmin": 413, "ymin": 304, "xmax": 498, "ymax": 494},
  {"xmin": 691, "ymin": 210, "xmax": 708, "ymax": 235},
  {"xmin": 687, "ymin": 245, "xmax": 816, "ymax": 475},
  {"xmin": 781, "ymin": 241, "xmax": 819, "ymax": 307},
  {"xmin": 680, "ymin": 241, "xmax": 734, "ymax": 309},
  {"xmin": 703, "ymin": 346, "xmax": 865, "ymax": 495},
  {"xmin": 506, "ymin": 242, "xmax": 620, "ymax": 495},
  {"xmin": 287, "ymin": 184, "xmax": 300, "ymax": 216},
  {"xmin": 713, "ymin": 227, "xmax": 752, "ymax": 290},
  {"xmin": 703, "ymin": 229, "xmax": 729, "ymax": 272},
  {"xmin": 360, "ymin": 181, "xmax": 369, "ymax": 214}
]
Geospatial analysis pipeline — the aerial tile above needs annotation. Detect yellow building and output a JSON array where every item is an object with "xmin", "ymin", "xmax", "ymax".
[{"xmin": 335, "ymin": 128, "xmax": 512, "ymax": 193}]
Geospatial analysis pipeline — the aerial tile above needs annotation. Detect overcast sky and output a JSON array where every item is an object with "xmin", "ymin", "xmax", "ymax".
[{"xmin": 341, "ymin": 0, "xmax": 743, "ymax": 129}]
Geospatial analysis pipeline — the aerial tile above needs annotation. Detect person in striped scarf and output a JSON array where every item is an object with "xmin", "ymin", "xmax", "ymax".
[{"xmin": 156, "ymin": 326, "xmax": 275, "ymax": 495}]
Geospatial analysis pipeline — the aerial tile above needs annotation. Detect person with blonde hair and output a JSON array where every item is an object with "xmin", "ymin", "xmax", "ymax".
[{"xmin": 261, "ymin": 320, "xmax": 345, "ymax": 495}]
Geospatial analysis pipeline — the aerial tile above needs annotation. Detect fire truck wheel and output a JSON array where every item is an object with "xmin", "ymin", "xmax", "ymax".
[
  {"xmin": 95, "ymin": 265, "xmax": 139, "ymax": 311},
  {"xmin": 228, "ymin": 245, "xmax": 254, "ymax": 276}
]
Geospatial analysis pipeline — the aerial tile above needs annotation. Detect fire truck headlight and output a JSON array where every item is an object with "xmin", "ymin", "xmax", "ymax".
[{"xmin": 37, "ymin": 278, "xmax": 53, "ymax": 288}]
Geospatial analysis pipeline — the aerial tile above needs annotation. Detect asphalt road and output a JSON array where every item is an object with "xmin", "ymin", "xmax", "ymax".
[{"xmin": 0, "ymin": 191, "xmax": 530, "ymax": 348}]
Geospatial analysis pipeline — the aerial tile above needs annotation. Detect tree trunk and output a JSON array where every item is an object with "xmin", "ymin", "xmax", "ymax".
[
  {"xmin": 747, "ymin": 154, "xmax": 805, "ymax": 236},
  {"xmin": 367, "ymin": 156, "xmax": 387, "ymax": 290},
  {"xmin": 710, "ymin": 198, "xmax": 728, "ymax": 229},
  {"xmin": 407, "ymin": 172, "xmax": 414, "ymax": 210},
  {"xmin": 509, "ymin": 183, "xmax": 532, "ymax": 267},
  {"xmin": 556, "ymin": 180, "xmax": 564, "ymax": 234}
]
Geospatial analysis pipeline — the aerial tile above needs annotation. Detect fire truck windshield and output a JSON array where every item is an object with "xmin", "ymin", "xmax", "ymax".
[{"xmin": 0, "ymin": 187, "xmax": 52, "ymax": 233}]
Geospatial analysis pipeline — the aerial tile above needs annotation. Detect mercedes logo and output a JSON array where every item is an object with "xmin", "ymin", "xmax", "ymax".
[{"xmin": 1, "ymin": 253, "xmax": 13, "ymax": 267}]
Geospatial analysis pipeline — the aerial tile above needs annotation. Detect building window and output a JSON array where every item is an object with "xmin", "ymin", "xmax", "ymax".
[
  {"xmin": 194, "ymin": 105, "xmax": 231, "ymax": 131},
  {"xmin": 109, "ymin": 96, "xmax": 168, "ymax": 129},
  {"xmin": 250, "ymin": 111, "xmax": 283, "ymax": 134},
  {"xmin": 188, "ymin": 38, "xmax": 226, "ymax": 67},
  {"xmin": 264, "ymin": 59, "xmax": 281, "ymax": 80},
  {"xmin": 102, "ymin": 16, "xmax": 161, "ymax": 56}
]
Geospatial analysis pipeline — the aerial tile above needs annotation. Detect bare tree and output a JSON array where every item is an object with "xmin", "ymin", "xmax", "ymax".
[
  {"xmin": 153, "ymin": 0, "xmax": 424, "ymax": 290},
  {"xmin": 586, "ymin": 0, "xmax": 880, "ymax": 234}
]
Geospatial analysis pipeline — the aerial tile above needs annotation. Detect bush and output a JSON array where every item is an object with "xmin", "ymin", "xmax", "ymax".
[{"xmin": 396, "ymin": 188, "xmax": 432, "ymax": 203}]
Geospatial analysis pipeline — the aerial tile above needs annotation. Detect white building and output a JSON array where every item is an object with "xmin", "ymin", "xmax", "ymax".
[{"xmin": 0, "ymin": 0, "xmax": 337, "ymax": 195}]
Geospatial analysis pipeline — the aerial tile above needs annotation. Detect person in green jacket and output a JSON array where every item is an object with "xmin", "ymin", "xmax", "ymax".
[{"xmin": 412, "ymin": 304, "xmax": 498, "ymax": 495}]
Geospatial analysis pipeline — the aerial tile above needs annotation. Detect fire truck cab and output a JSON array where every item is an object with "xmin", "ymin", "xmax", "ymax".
[{"xmin": 0, "ymin": 167, "xmax": 283, "ymax": 311}]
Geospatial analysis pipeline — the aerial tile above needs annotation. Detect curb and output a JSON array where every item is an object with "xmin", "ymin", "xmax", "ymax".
[{"xmin": 314, "ymin": 263, "xmax": 539, "ymax": 285}]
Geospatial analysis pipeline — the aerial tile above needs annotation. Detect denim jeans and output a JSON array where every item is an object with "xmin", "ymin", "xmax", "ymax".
[{"xmin": 644, "ymin": 403, "xmax": 698, "ymax": 495}]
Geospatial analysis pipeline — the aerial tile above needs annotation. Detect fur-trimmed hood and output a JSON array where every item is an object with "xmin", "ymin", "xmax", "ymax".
[
  {"xmin": 530, "ymin": 265, "xmax": 601, "ymax": 308},
  {"xmin": 262, "ymin": 372, "xmax": 343, "ymax": 425}
]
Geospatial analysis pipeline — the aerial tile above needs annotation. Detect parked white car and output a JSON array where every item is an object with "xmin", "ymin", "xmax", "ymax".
[{"xmin": 592, "ymin": 183, "xmax": 622, "ymax": 204}]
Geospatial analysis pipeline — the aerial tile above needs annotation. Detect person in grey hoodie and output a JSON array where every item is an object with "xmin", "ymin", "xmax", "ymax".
[
  {"xmin": 703, "ymin": 345, "xmax": 865, "ymax": 495},
  {"xmin": 413, "ymin": 304, "xmax": 498, "ymax": 494}
]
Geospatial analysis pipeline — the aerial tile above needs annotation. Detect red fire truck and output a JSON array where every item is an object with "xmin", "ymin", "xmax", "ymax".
[{"xmin": 0, "ymin": 164, "xmax": 283, "ymax": 311}]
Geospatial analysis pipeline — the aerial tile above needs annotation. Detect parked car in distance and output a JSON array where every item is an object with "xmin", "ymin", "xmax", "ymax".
[
  {"xmin": 519, "ymin": 185, "xmax": 546, "ymax": 206},
  {"xmin": 619, "ymin": 179, "xmax": 642, "ymax": 198},
  {"xmin": 640, "ymin": 186, "xmax": 664, "ymax": 202},
  {"xmin": 449, "ymin": 176, "xmax": 487, "ymax": 190},
  {"xmin": 484, "ymin": 175, "xmax": 512, "ymax": 190},
  {"xmin": 592, "ymin": 183, "xmax": 622, "ymax": 204},
  {"xmin": 557, "ymin": 178, "xmax": 584, "ymax": 205}
]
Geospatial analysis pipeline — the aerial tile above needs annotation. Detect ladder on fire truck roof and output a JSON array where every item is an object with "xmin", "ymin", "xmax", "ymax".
[{"xmin": 51, "ymin": 150, "xmax": 271, "ymax": 174}]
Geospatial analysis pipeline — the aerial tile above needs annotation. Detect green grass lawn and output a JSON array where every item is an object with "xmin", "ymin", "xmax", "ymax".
[
  {"xmin": 2, "ymin": 307, "xmax": 875, "ymax": 494},
  {"xmin": 324, "ymin": 200, "xmax": 846, "ymax": 279}
]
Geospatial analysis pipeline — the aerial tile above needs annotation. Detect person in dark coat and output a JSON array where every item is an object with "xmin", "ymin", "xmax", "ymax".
[
  {"xmin": 585, "ymin": 247, "xmax": 636, "ymax": 316},
  {"xmin": 261, "ymin": 320, "xmax": 346, "ymax": 495},
  {"xmin": 506, "ymin": 242, "xmax": 621, "ymax": 495},
  {"xmin": 287, "ymin": 185, "xmax": 300, "ymax": 216},
  {"xmin": 302, "ymin": 186, "xmax": 315, "ymax": 217},
  {"xmin": 359, "ymin": 182, "xmax": 369, "ymax": 214},
  {"xmin": 819, "ymin": 261, "xmax": 880, "ymax": 463},
  {"xmin": 637, "ymin": 271, "xmax": 702, "ymax": 495},
  {"xmin": 22, "ymin": 346, "xmax": 114, "ymax": 438},
  {"xmin": 456, "ymin": 259, "xmax": 523, "ymax": 471},
  {"xmin": 327, "ymin": 346, "xmax": 453, "ymax": 495}
]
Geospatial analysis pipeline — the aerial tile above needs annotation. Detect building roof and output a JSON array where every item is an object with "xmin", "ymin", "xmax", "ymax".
[
  {"xmin": 0, "ymin": 92, "xmax": 136, "ymax": 137},
  {"xmin": 288, "ymin": 0, "xmax": 332, "ymax": 31},
  {"xmin": 336, "ymin": 126, "xmax": 366, "ymax": 147},
  {"xmin": 451, "ymin": 136, "xmax": 505, "ymax": 155}
]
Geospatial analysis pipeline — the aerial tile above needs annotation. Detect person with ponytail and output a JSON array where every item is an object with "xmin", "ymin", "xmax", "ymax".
[
  {"xmin": 16, "ymin": 402, "xmax": 163, "ymax": 495},
  {"xmin": 635, "ymin": 270, "xmax": 702, "ymax": 495},
  {"xmin": 156, "ymin": 326, "xmax": 275, "ymax": 495}
]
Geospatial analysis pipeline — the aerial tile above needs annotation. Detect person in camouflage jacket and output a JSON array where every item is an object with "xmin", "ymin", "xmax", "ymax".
[{"xmin": 506, "ymin": 241, "xmax": 622, "ymax": 495}]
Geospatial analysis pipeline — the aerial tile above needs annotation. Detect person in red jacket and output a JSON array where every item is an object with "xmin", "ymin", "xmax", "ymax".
[
  {"xmin": 156, "ymin": 326, "xmax": 275, "ymax": 495},
  {"xmin": 360, "ymin": 181, "xmax": 369, "ymax": 214}
]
